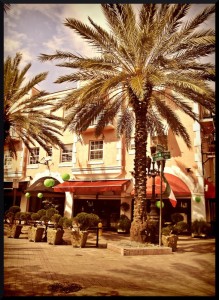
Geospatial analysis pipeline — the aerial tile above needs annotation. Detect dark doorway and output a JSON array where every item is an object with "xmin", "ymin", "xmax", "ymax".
[{"xmin": 74, "ymin": 199, "xmax": 120, "ymax": 228}]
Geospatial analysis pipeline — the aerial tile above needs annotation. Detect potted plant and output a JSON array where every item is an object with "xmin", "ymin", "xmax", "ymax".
[
  {"xmin": 71, "ymin": 212, "xmax": 100, "ymax": 248},
  {"xmin": 28, "ymin": 212, "xmax": 44, "ymax": 242},
  {"xmin": 5, "ymin": 206, "xmax": 22, "ymax": 238},
  {"xmin": 161, "ymin": 213, "xmax": 189, "ymax": 252},
  {"xmin": 47, "ymin": 213, "xmax": 64, "ymax": 245},
  {"xmin": 161, "ymin": 225, "xmax": 178, "ymax": 252},
  {"xmin": 117, "ymin": 215, "xmax": 131, "ymax": 234},
  {"xmin": 191, "ymin": 219, "xmax": 211, "ymax": 238}
]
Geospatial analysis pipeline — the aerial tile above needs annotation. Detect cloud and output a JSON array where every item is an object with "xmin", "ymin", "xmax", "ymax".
[
  {"xmin": 43, "ymin": 36, "xmax": 65, "ymax": 52},
  {"xmin": 4, "ymin": 38, "xmax": 23, "ymax": 54}
]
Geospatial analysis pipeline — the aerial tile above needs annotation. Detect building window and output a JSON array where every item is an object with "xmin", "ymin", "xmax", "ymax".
[
  {"xmin": 46, "ymin": 146, "xmax": 52, "ymax": 157},
  {"xmin": 4, "ymin": 152, "xmax": 13, "ymax": 167},
  {"xmin": 29, "ymin": 147, "xmax": 39, "ymax": 164},
  {"xmin": 89, "ymin": 141, "xmax": 103, "ymax": 160},
  {"xmin": 61, "ymin": 144, "xmax": 72, "ymax": 162}
]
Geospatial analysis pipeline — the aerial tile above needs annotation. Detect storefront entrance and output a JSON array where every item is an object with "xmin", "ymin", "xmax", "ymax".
[{"xmin": 73, "ymin": 199, "xmax": 121, "ymax": 229}]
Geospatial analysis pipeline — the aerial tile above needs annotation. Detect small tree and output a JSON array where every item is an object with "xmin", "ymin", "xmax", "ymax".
[
  {"xmin": 46, "ymin": 208, "xmax": 59, "ymax": 220},
  {"xmin": 51, "ymin": 213, "xmax": 62, "ymax": 225},
  {"xmin": 117, "ymin": 215, "xmax": 131, "ymax": 232},
  {"xmin": 5, "ymin": 206, "xmax": 21, "ymax": 224},
  {"xmin": 37, "ymin": 209, "xmax": 46, "ymax": 218},
  {"xmin": 31, "ymin": 213, "xmax": 41, "ymax": 221},
  {"xmin": 73, "ymin": 212, "xmax": 100, "ymax": 231}
]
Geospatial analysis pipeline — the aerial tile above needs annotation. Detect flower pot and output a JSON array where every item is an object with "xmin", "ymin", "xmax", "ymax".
[
  {"xmin": 7, "ymin": 224, "xmax": 23, "ymax": 238},
  {"xmin": 28, "ymin": 226, "xmax": 45, "ymax": 242},
  {"xmin": 161, "ymin": 234, "xmax": 178, "ymax": 252},
  {"xmin": 71, "ymin": 230, "xmax": 89, "ymax": 248},
  {"xmin": 47, "ymin": 228, "xmax": 64, "ymax": 245}
]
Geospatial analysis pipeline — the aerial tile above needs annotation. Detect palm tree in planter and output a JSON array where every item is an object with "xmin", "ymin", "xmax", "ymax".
[
  {"xmin": 71, "ymin": 212, "xmax": 100, "ymax": 248},
  {"xmin": 4, "ymin": 52, "xmax": 65, "ymax": 159},
  {"xmin": 39, "ymin": 4, "xmax": 215, "ymax": 243}
]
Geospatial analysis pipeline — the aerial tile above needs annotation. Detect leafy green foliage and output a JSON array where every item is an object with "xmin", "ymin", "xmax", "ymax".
[
  {"xmin": 117, "ymin": 215, "xmax": 131, "ymax": 231},
  {"xmin": 51, "ymin": 213, "xmax": 62, "ymax": 224},
  {"xmin": 4, "ymin": 52, "xmax": 65, "ymax": 158},
  {"xmin": 191, "ymin": 219, "xmax": 211, "ymax": 236},
  {"xmin": 4, "ymin": 206, "xmax": 21, "ymax": 224},
  {"xmin": 73, "ymin": 212, "xmax": 100, "ymax": 231},
  {"xmin": 46, "ymin": 208, "xmax": 59, "ymax": 220},
  {"xmin": 171, "ymin": 213, "xmax": 184, "ymax": 224},
  {"xmin": 31, "ymin": 213, "xmax": 41, "ymax": 221}
]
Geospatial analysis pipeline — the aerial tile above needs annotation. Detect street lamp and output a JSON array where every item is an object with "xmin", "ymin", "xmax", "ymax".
[{"xmin": 145, "ymin": 146, "xmax": 161, "ymax": 244}]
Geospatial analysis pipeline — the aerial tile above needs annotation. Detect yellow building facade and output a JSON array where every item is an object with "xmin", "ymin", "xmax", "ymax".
[{"xmin": 4, "ymin": 88, "xmax": 215, "ymax": 231}]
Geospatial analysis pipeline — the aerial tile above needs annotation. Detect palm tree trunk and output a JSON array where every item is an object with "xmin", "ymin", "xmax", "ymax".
[{"xmin": 130, "ymin": 98, "xmax": 149, "ymax": 242}]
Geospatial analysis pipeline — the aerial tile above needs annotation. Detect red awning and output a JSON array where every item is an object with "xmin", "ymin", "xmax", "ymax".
[
  {"xmin": 204, "ymin": 179, "xmax": 215, "ymax": 199},
  {"xmin": 131, "ymin": 176, "xmax": 166, "ymax": 196},
  {"xmin": 131, "ymin": 173, "xmax": 191, "ymax": 197},
  {"xmin": 53, "ymin": 179, "xmax": 131, "ymax": 195}
]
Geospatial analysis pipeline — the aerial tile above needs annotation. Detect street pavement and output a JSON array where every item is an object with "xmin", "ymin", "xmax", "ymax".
[{"xmin": 3, "ymin": 227, "xmax": 216, "ymax": 297}]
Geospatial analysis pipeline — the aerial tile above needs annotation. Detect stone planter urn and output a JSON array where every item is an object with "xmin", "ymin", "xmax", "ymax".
[
  {"xmin": 161, "ymin": 234, "xmax": 178, "ymax": 252},
  {"xmin": 47, "ymin": 228, "xmax": 64, "ymax": 245},
  {"xmin": 28, "ymin": 226, "xmax": 45, "ymax": 242},
  {"xmin": 71, "ymin": 231, "xmax": 89, "ymax": 248},
  {"xmin": 7, "ymin": 224, "xmax": 23, "ymax": 238}
]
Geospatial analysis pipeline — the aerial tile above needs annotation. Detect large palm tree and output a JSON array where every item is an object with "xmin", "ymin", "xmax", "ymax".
[
  {"xmin": 39, "ymin": 4, "xmax": 215, "ymax": 242},
  {"xmin": 4, "ymin": 52, "xmax": 65, "ymax": 158}
]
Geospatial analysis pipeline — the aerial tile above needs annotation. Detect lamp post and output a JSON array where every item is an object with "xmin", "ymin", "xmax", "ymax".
[
  {"xmin": 158, "ymin": 159, "xmax": 165, "ymax": 247},
  {"xmin": 145, "ymin": 146, "xmax": 161, "ymax": 244}
]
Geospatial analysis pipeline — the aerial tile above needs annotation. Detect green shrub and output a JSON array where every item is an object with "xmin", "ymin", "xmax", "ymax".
[
  {"xmin": 9, "ymin": 205, "xmax": 21, "ymax": 214},
  {"xmin": 191, "ymin": 219, "xmax": 211, "ymax": 236},
  {"xmin": 171, "ymin": 213, "xmax": 184, "ymax": 224},
  {"xmin": 73, "ymin": 212, "xmax": 100, "ymax": 231},
  {"xmin": 15, "ymin": 211, "xmax": 21, "ymax": 220},
  {"xmin": 117, "ymin": 215, "xmax": 131, "ymax": 232},
  {"xmin": 58, "ymin": 216, "xmax": 73, "ymax": 228},
  {"xmin": 161, "ymin": 225, "xmax": 173, "ymax": 236},
  {"xmin": 4, "ymin": 206, "xmax": 21, "ymax": 224},
  {"xmin": 46, "ymin": 208, "xmax": 59, "ymax": 220},
  {"xmin": 58, "ymin": 216, "xmax": 68, "ymax": 227},
  {"xmin": 31, "ymin": 212, "xmax": 41, "ymax": 221},
  {"xmin": 40, "ymin": 215, "xmax": 50, "ymax": 223},
  {"xmin": 172, "ymin": 221, "xmax": 188, "ymax": 234},
  {"xmin": 51, "ymin": 213, "xmax": 62, "ymax": 224},
  {"xmin": 37, "ymin": 209, "xmax": 46, "ymax": 218},
  {"xmin": 162, "ymin": 221, "xmax": 188, "ymax": 235},
  {"xmin": 19, "ymin": 212, "xmax": 32, "ymax": 224}
]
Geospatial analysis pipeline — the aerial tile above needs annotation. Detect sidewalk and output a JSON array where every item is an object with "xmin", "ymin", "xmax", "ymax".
[{"xmin": 3, "ymin": 228, "xmax": 215, "ymax": 297}]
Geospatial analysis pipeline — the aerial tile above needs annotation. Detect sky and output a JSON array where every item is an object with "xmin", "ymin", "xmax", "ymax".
[{"xmin": 4, "ymin": 3, "xmax": 215, "ymax": 94}]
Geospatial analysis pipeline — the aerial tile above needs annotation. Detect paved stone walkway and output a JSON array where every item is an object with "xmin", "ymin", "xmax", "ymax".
[{"xmin": 3, "ymin": 228, "xmax": 215, "ymax": 296}]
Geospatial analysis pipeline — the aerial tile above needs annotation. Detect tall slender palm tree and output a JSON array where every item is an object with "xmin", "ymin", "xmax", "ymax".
[
  {"xmin": 39, "ymin": 4, "xmax": 215, "ymax": 242},
  {"xmin": 4, "ymin": 52, "xmax": 65, "ymax": 158}
]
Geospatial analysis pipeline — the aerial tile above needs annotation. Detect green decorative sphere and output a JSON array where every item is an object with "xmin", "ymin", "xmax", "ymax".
[
  {"xmin": 155, "ymin": 201, "xmax": 164, "ymax": 208},
  {"xmin": 44, "ymin": 178, "xmax": 52, "ymax": 187},
  {"xmin": 37, "ymin": 192, "xmax": 43, "ymax": 198},
  {"xmin": 49, "ymin": 178, "xmax": 55, "ymax": 187},
  {"xmin": 25, "ymin": 192, "xmax": 31, "ymax": 198},
  {"xmin": 62, "ymin": 173, "xmax": 70, "ymax": 181},
  {"xmin": 195, "ymin": 196, "xmax": 201, "ymax": 203}
]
